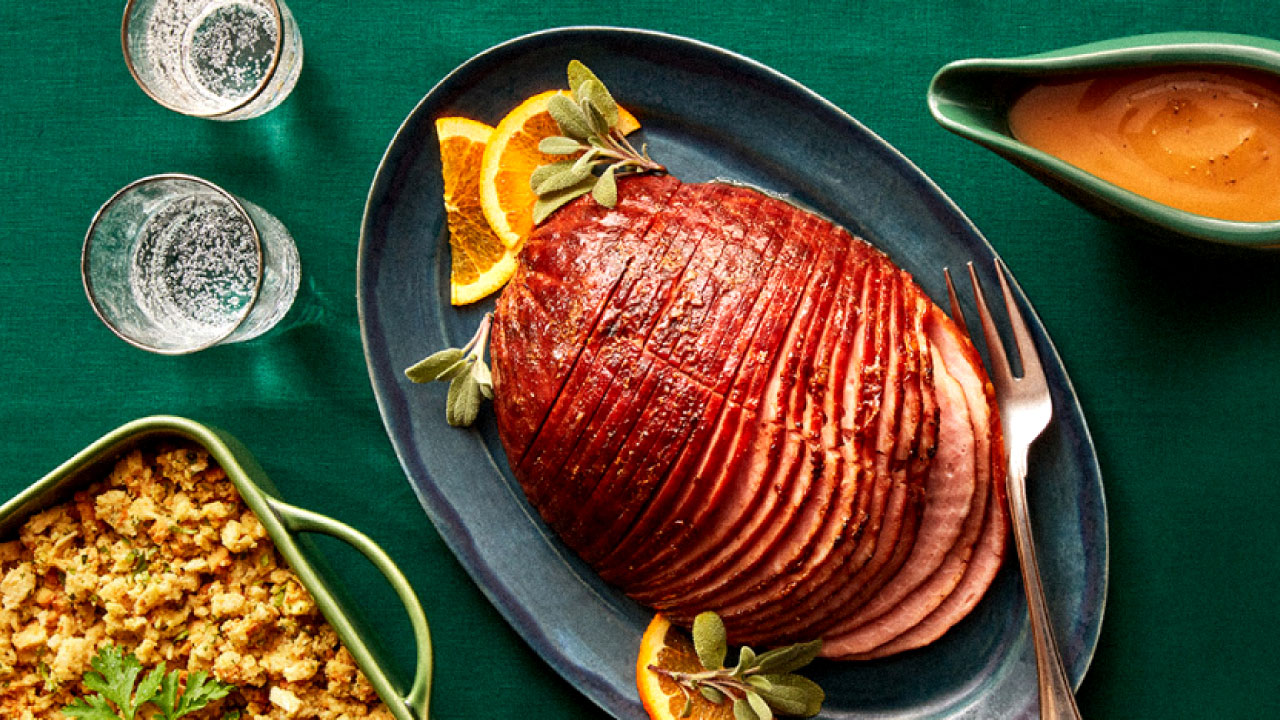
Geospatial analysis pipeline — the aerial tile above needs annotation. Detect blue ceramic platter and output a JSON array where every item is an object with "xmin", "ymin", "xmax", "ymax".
[{"xmin": 358, "ymin": 27, "xmax": 1107, "ymax": 720}]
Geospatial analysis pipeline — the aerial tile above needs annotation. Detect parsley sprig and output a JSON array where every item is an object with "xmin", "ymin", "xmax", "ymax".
[{"xmin": 62, "ymin": 645, "xmax": 236, "ymax": 720}]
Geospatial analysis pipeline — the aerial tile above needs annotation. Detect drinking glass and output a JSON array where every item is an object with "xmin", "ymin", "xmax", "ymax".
[
  {"xmin": 122, "ymin": 0, "xmax": 303, "ymax": 120},
  {"xmin": 83, "ymin": 174, "xmax": 301, "ymax": 354}
]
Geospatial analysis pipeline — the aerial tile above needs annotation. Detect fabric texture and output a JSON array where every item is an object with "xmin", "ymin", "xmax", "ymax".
[{"xmin": 2, "ymin": 1, "xmax": 1279, "ymax": 717}]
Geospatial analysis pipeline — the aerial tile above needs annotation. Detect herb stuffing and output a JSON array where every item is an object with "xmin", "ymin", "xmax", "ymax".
[{"xmin": 0, "ymin": 444, "xmax": 392, "ymax": 719}]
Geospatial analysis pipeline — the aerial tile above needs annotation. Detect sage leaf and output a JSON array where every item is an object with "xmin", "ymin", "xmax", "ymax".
[
  {"xmin": 749, "ymin": 687, "xmax": 810, "ymax": 717},
  {"xmin": 404, "ymin": 348, "xmax": 465, "ymax": 383},
  {"xmin": 570, "ymin": 148, "xmax": 598, "ymax": 175},
  {"xmin": 435, "ymin": 356, "xmax": 472, "ymax": 382},
  {"xmin": 547, "ymin": 93, "xmax": 592, "ymax": 140},
  {"xmin": 443, "ymin": 359, "xmax": 474, "ymax": 381},
  {"xmin": 680, "ymin": 694, "xmax": 693, "ymax": 718},
  {"xmin": 755, "ymin": 674, "xmax": 825, "ymax": 717},
  {"xmin": 593, "ymin": 164, "xmax": 619, "ymax": 208},
  {"xmin": 471, "ymin": 358, "xmax": 492, "ymax": 389},
  {"xmin": 583, "ymin": 98, "xmax": 611, "ymax": 137},
  {"xmin": 538, "ymin": 136, "xmax": 585, "ymax": 155},
  {"xmin": 692, "ymin": 612, "xmax": 728, "ymax": 670},
  {"xmin": 747, "ymin": 690, "xmax": 774, "ymax": 720},
  {"xmin": 699, "ymin": 685, "xmax": 725, "ymax": 704},
  {"xmin": 733, "ymin": 697, "xmax": 760, "ymax": 720},
  {"xmin": 535, "ymin": 161, "xmax": 594, "ymax": 195},
  {"xmin": 530, "ymin": 161, "xmax": 574, "ymax": 192},
  {"xmin": 472, "ymin": 359, "xmax": 494, "ymax": 400},
  {"xmin": 745, "ymin": 675, "xmax": 772, "ymax": 691},
  {"xmin": 530, "ymin": 60, "xmax": 666, "ymax": 227},
  {"xmin": 581, "ymin": 78, "xmax": 620, "ymax": 127},
  {"xmin": 750, "ymin": 639, "xmax": 822, "ymax": 675},
  {"xmin": 404, "ymin": 314, "xmax": 494, "ymax": 428},
  {"xmin": 532, "ymin": 180, "xmax": 594, "ymax": 224},
  {"xmin": 567, "ymin": 59, "xmax": 601, "ymax": 96},
  {"xmin": 446, "ymin": 373, "xmax": 481, "ymax": 427},
  {"xmin": 644, "ymin": 619, "xmax": 827, "ymax": 720}
]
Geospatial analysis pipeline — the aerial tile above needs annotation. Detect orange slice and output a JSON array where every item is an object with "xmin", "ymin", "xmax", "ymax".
[
  {"xmin": 479, "ymin": 90, "xmax": 642, "ymax": 248},
  {"xmin": 637, "ymin": 614, "xmax": 734, "ymax": 720},
  {"xmin": 436, "ymin": 116, "xmax": 520, "ymax": 305}
]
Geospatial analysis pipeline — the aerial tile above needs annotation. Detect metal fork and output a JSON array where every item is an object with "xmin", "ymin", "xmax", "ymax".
[{"xmin": 945, "ymin": 262, "xmax": 1082, "ymax": 720}]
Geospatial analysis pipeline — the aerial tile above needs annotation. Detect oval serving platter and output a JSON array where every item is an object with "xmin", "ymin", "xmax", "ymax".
[{"xmin": 358, "ymin": 27, "xmax": 1107, "ymax": 720}]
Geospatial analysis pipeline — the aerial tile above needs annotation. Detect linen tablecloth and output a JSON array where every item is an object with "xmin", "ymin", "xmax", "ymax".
[{"xmin": 3, "ymin": 1, "xmax": 1278, "ymax": 717}]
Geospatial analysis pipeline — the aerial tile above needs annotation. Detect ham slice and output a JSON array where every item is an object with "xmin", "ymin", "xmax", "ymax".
[
  {"xmin": 627, "ymin": 219, "xmax": 850, "ymax": 604},
  {"xmin": 683, "ymin": 258, "xmax": 872, "ymax": 629},
  {"xmin": 844, "ymin": 309, "xmax": 1009, "ymax": 659},
  {"xmin": 588, "ymin": 203, "xmax": 812, "ymax": 572},
  {"xmin": 491, "ymin": 177, "xmax": 1007, "ymax": 656},
  {"xmin": 819, "ymin": 341, "xmax": 978, "ymax": 656},
  {"xmin": 493, "ymin": 175, "xmax": 680, "ymax": 460},
  {"xmin": 600, "ymin": 211, "xmax": 829, "ymax": 588},
  {"xmin": 719, "ymin": 263, "xmax": 880, "ymax": 640}
]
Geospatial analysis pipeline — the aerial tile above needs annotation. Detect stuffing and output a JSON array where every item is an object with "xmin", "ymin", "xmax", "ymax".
[{"xmin": 0, "ymin": 444, "xmax": 394, "ymax": 720}]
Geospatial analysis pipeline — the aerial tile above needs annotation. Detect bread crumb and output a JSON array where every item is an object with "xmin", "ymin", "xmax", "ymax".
[{"xmin": 0, "ymin": 444, "xmax": 391, "ymax": 719}]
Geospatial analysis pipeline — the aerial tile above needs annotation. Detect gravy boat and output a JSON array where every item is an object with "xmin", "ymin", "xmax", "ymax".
[{"xmin": 928, "ymin": 32, "xmax": 1280, "ymax": 249}]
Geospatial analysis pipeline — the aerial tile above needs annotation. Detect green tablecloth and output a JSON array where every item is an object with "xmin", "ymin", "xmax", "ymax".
[{"xmin": 3, "ymin": 1, "xmax": 1279, "ymax": 717}]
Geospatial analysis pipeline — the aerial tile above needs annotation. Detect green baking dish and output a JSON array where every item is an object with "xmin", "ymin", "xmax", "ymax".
[{"xmin": 0, "ymin": 415, "xmax": 432, "ymax": 720}]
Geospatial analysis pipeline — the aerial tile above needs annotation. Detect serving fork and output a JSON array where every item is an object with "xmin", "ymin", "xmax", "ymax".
[{"xmin": 944, "ymin": 262, "xmax": 1083, "ymax": 720}]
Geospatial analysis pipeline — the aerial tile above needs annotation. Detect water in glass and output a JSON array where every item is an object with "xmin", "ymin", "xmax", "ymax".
[
  {"xmin": 124, "ymin": 0, "xmax": 302, "ymax": 120},
  {"xmin": 84, "ymin": 175, "xmax": 300, "ymax": 354}
]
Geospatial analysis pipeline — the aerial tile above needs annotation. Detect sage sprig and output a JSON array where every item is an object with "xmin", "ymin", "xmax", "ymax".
[
  {"xmin": 531, "ymin": 60, "xmax": 666, "ymax": 224},
  {"xmin": 649, "ymin": 612, "xmax": 825, "ymax": 719},
  {"xmin": 405, "ymin": 313, "xmax": 494, "ymax": 427}
]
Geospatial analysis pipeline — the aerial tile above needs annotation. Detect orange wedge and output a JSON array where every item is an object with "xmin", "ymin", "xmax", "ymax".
[
  {"xmin": 636, "ymin": 614, "xmax": 734, "ymax": 720},
  {"xmin": 436, "ymin": 116, "xmax": 520, "ymax": 305},
  {"xmin": 480, "ymin": 90, "xmax": 642, "ymax": 248}
]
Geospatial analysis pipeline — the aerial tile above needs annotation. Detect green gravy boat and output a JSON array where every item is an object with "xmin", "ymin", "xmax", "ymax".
[{"xmin": 928, "ymin": 32, "xmax": 1280, "ymax": 249}]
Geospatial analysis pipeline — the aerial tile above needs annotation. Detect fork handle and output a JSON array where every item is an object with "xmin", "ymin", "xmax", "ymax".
[{"xmin": 1007, "ymin": 452, "xmax": 1084, "ymax": 720}]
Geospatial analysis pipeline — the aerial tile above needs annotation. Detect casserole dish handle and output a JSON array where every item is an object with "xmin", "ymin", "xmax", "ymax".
[{"xmin": 267, "ymin": 498, "xmax": 433, "ymax": 720}]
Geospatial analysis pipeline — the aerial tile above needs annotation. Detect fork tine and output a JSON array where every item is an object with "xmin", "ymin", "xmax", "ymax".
[
  {"xmin": 995, "ymin": 260, "xmax": 1048, "ymax": 387},
  {"xmin": 950, "ymin": 264, "xmax": 1074, "ymax": 719},
  {"xmin": 943, "ymin": 267, "xmax": 970, "ymax": 336},
  {"xmin": 966, "ymin": 262, "xmax": 1014, "ymax": 392}
]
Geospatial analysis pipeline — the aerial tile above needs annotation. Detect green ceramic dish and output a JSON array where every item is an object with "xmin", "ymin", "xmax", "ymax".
[
  {"xmin": 928, "ymin": 32, "xmax": 1280, "ymax": 249},
  {"xmin": 1, "ymin": 415, "xmax": 432, "ymax": 720}
]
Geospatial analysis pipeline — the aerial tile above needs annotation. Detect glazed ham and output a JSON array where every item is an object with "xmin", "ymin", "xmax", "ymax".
[{"xmin": 490, "ymin": 176, "xmax": 1007, "ymax": 659}]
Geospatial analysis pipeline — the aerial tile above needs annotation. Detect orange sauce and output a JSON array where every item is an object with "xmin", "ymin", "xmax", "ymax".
[{"xmin": 1008, "ymin": 66, "xmax": 1280, "ymax": 222}]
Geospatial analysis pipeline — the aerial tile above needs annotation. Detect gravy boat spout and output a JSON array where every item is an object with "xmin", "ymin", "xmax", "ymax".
[{"xmin": 928, "ymin": 32, "xmax": 1280, "ymax": 249}]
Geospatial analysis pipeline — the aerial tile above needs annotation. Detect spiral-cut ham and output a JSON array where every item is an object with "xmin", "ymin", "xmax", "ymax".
[{"xmin": 490, "ymin": 176, "xmax": 1007, "ymax": 658}]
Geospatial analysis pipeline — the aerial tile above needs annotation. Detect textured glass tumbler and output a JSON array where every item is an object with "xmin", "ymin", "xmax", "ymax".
[
  {"xmin": 83, "ymin": 174, "xmax": 301, "ymax": 354},
  {"xmin": 122, "ymin": 0, "xmax": 303, "ymax": 120}
]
